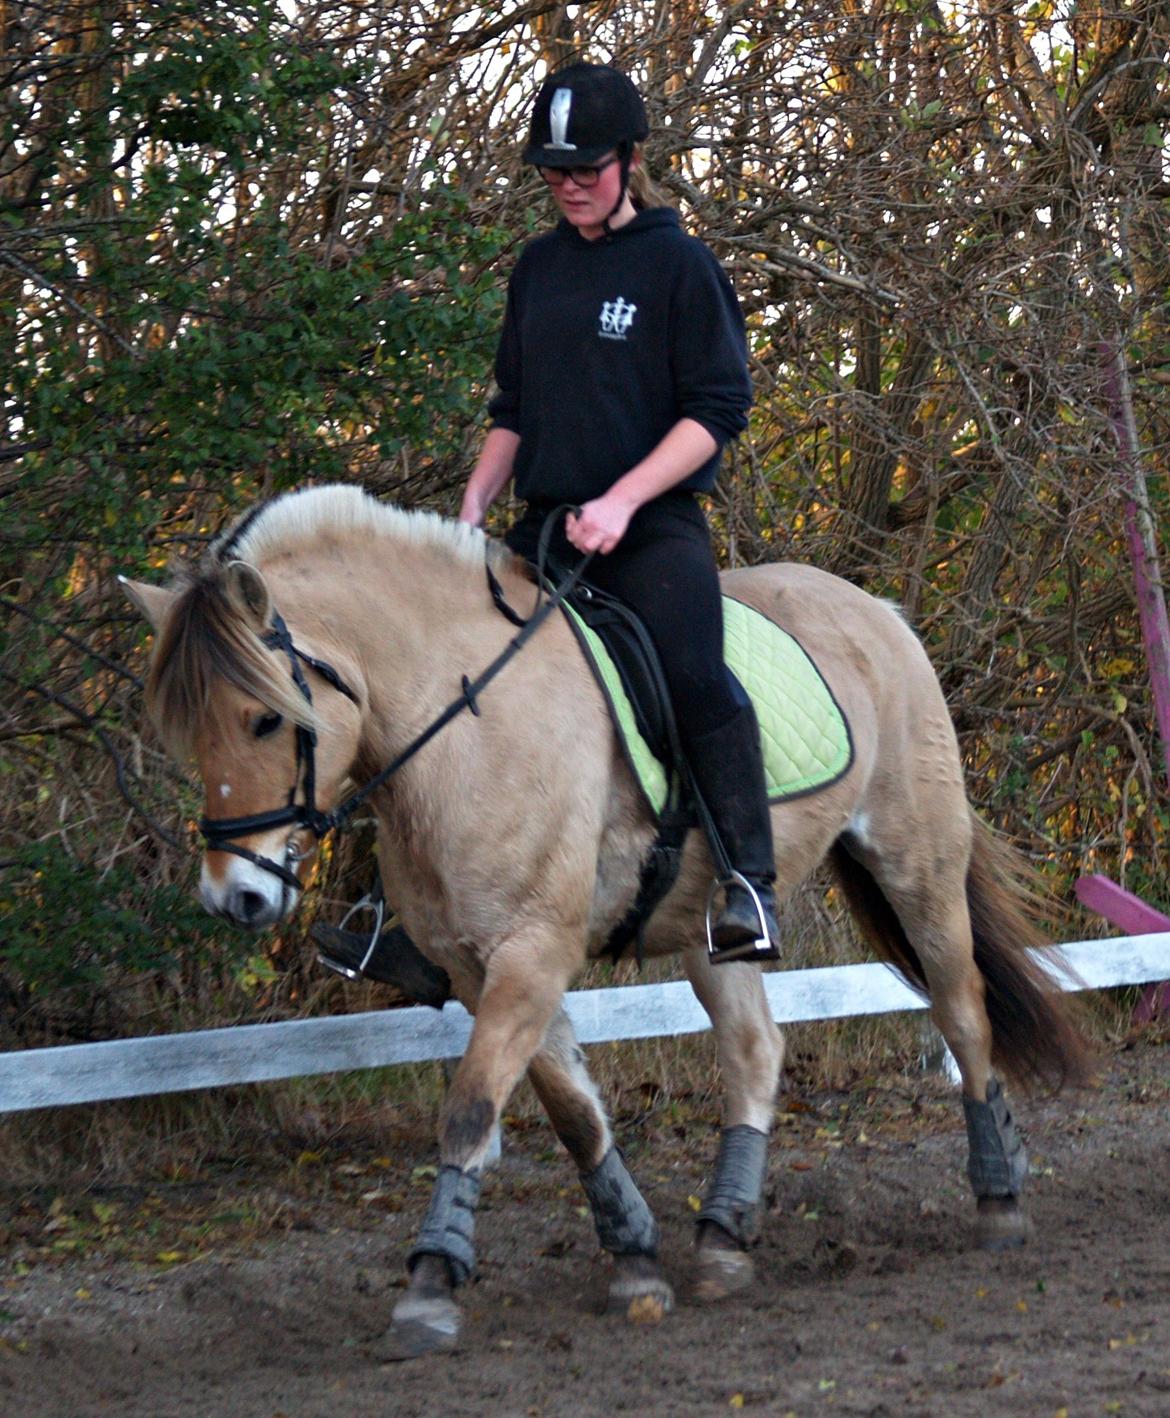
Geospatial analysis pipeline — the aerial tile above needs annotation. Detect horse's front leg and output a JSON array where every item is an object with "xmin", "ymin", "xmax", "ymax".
[
  {"xmin": 381, "ymin": 937, "xmax": 573, "ymax": 1359},
  {"xmin": 527, "ymin": 1008, "xmax": 673, "ymax": 1322},
  {"xmin": 682, "ymin": 946, "xmax": 784, "ymax": 1301}
]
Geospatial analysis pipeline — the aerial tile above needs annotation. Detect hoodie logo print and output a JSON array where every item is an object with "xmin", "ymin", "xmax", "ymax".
[{"xmin": 599, "ymin": 296, "xmax": 637, "ymax": 340}]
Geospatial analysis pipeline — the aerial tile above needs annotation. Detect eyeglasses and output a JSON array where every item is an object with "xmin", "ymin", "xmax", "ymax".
[{"xmin": 537, "ymin": 155, "xmax": 619, "ymax": 188}]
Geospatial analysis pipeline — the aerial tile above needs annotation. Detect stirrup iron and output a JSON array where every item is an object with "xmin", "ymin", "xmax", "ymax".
[
  {"xmin": 705, "ymin": 871, "xmax": 778, "ymax": 965},
  {"xmin": 316, "ymin": 891, "xmax": 385, "ymax": 981}
]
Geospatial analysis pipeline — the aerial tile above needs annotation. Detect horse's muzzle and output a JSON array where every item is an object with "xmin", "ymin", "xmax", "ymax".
[{"xmin": 199, "ymin": 851, "xmax": 294, "ymax": 929}]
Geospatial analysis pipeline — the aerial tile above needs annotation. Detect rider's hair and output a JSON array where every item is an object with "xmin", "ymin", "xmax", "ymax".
[{"xmin": 627, "ymin": 148, "xmax": 674, "ymax": 211}]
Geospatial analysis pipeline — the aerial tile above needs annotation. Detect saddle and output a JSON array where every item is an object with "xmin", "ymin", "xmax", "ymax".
[{"xmin": 562, "ymin": 578, "xmax": 681, "ymax": 782}]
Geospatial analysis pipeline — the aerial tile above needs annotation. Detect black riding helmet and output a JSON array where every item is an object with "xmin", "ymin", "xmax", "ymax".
[{"xmin": 524, "ymin": 63, "xmax": 649, "ymax": 232}]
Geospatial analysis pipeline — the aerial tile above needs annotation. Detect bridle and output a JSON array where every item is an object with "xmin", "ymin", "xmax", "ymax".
[
  {"xmin": 199, "ymin": 511, "xmax": 593, "ymax": 894},
  {"xmin": 198, "ymin": 610, "xmax": 361, "ymax": 891}
]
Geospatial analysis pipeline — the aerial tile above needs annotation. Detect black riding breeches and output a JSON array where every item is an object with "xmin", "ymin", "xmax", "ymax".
[{"xmin": 506, "ymin": 493, "xmax": 744, "ymax": 742}]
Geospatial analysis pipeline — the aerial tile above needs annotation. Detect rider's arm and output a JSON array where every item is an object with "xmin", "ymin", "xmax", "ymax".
[
  {"xmin": 564, "ymin": 418, "xmax": 718, "ymax": 554},
  {"xmin": 459, "ymin": 426, "xmax": 520, "ymax": 526}
]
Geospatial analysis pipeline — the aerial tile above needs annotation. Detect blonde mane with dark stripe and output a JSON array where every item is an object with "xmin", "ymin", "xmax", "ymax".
[{"xmin": 146, "ymin": 485, "xmax": 497, "ymax": 757}]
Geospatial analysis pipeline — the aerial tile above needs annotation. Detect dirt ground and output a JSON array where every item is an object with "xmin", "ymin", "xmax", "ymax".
[{"xmin": 3, "ymin": 1034, "xmax": 1170, "ymax": 1418}]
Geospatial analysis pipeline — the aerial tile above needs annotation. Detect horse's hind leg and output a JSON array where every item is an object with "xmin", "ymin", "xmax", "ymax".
[
  {"xmin": 527, "ymin": 1009, "xmax": 674, "ymax": 1320},
  {"xmin": 682, "ymin": 947, "xmax": 784, "ymax": 1300},
  {"xmin": 841, "ymin": 836, "xmax": 1030, "ymax": 1250},
  {"xmin": 917, "ymin": 905, "xmax": 1030, "ymax": 1249}
]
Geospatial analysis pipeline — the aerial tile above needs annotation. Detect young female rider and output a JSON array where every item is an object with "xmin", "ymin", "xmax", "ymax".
[{"xmin": 459, "ymin": 62, "xmax": 780, "ymax": 965}]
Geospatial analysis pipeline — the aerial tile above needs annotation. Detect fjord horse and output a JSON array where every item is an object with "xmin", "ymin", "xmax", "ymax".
[{"xmin": 122, "ymin": 484, "xmax": 1088, "ymax": 1357}]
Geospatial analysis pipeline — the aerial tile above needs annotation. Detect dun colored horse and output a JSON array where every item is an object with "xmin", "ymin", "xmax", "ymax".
[{"xmin": 122, "ymin": 484, "xmax": 1088, "ymax": 1358}]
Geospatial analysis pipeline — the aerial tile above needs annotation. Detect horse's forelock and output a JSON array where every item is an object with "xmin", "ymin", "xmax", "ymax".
[{"xmin": 146, "ymin": 572, "xmax": 321, "ymax": 759}]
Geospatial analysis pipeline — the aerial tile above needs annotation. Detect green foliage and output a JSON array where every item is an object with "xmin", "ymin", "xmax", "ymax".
[
  {"xmin": 0, "ymin": 843, "xmax": 240, "ymax": 998},
  {"xmin": 6, "ymin": 3, "xmax": 508, "ymax": 576}
]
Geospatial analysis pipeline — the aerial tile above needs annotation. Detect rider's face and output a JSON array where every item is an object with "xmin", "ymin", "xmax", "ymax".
[{"xmin": 548, "ymin": 151, "xmax": 637, "ymax": 239}]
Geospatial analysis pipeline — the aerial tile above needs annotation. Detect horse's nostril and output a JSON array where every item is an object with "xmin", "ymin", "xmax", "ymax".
[{"xmin": 235, "ymin": 888, "xmax": 269, "ymax": 924}]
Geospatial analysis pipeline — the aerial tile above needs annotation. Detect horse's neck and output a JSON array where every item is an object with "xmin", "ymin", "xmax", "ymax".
[{"xmin": 273, "ymin": 533, "xmax": 525, "ymax": 767}]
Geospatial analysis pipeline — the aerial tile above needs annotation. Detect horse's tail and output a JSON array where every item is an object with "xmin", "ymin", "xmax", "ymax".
[{"xmin": 829, "ymin": 810, "xmax": 1093, "ymax": 1093}]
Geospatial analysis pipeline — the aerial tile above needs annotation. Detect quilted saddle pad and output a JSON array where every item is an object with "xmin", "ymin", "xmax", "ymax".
[{"xmin": 565, "ymin": 593, "xmax": 854, "ymax": 818}]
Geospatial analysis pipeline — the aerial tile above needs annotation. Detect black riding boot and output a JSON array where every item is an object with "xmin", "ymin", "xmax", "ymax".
[
  {"xmin": 312, "ymin": 919, "xmax": 451, "ymax": 1009},
  {"xmin": 686, "ymin": 704, "xmax": 781, "ymax": 965}
]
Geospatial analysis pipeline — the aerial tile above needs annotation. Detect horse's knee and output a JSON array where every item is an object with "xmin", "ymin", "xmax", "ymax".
[{"xmin": 715, "ymin": 1020, "xmax": 784, "ymax": 1131}]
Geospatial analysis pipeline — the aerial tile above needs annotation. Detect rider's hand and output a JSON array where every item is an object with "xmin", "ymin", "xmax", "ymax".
[{"xmin": 565, "ymin": 492, "xmax": 635, "ymax": 555}]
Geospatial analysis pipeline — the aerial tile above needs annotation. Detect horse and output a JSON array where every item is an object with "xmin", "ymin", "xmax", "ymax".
[{"xmin": 121, "ymin": 483, "xmax": 1089, "ymax": 1359}]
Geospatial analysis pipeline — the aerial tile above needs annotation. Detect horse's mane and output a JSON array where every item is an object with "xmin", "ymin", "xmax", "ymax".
[
  {"xmin": 147, "ymin": 485, "xmax": 502, "ymax": 757},
  {"xmin": 210, "ymin": 483, "xmax": 497, "ymax": 572}
]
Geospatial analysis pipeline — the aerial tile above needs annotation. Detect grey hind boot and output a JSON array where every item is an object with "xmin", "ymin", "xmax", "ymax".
[{"xmin": 686, "ymin": 704, "xmax": 781, "ymax": 965}]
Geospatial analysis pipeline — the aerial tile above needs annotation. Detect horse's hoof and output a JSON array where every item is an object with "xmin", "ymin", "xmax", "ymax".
[
  {"xmin": 606, "ymin": 1253, "xmax": 675, "ymax": 1324},
  {"xmin": 378, "ymin": 1292, "xmax": 462, "ymax": 1360},
  {"xmin": 975, "ymin": 1196, "xmax": 1030, "ymax": 1251},
  {"xmin": 693, "ymin": 1242, "xmax": 755, "ymax": 1302}
]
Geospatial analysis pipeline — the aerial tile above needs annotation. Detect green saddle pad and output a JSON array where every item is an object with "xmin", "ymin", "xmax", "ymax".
[{"xmin": 565, "ymin": 593, "xmax": 854, "ymax": 818}]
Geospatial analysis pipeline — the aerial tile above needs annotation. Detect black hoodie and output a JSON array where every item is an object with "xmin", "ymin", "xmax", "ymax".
[{"xmin": 488, "ymin": 207, "xmax": 752, "ymax": 506}]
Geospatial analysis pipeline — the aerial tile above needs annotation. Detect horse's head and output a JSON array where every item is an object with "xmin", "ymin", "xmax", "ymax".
[{"xmin": 122, "ymin": 559, "xmax": 363, "ymax": 929}]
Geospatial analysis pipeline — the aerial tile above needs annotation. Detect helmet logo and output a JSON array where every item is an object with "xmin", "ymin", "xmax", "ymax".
[
  {"xmin": 547, "ymin": 88, "xmax": 577, "ymax": 150},
  {"xmin": 599, "ymin": 296, "xmax": 637, "ymax": 340}
]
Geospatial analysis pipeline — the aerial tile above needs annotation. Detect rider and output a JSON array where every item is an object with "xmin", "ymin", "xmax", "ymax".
[{"xmin": 458, "ymin": 61, "xmax": 780, "ymax": 964}]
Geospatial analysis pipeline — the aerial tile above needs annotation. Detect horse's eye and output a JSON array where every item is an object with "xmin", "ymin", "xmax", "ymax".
[{"xmin": 253, "ymin": 711, "xmax": 283, "ymax": 739}]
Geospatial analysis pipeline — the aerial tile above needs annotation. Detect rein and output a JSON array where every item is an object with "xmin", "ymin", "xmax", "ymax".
[{"xmin": 199, "ymin": 510, "xmax": 592, "ymax": 891}]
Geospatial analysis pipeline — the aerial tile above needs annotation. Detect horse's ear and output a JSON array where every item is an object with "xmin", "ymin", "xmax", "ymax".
[
  {"xmin": 224, "ymin": 560, "xmax": 271, "ymax": 630},
  {"xmin": 118, "ymin": 576, "xmax": 175, "ymax": 633}
]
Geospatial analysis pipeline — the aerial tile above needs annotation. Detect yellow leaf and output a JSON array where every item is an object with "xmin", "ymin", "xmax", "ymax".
[
  {"xmin": 1015, "ymin": 1299, "xmax": 1028, "ymax": 1313},
  {"xmin": 729, "ymin": 1396, "xmax": 745, "ymax": 1410},
  {"xmin": 627, "ymin": 1293, "xmax": 667, "ymax": 1326},
  {"xmin": 687, "ymin": 1194, "xmax": 702, "ymax": 1213},
  {"xmin": 156, "ymin": 1250, "xmax": 185, "ymax": 1264},
  {"xmin": 74, "ymin": 1288, "xmax": 91, "ymax": 1300}
]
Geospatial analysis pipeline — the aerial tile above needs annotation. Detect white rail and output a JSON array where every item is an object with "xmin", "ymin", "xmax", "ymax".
[{"xmin": 1, "ymin": 934, "xmax": 1167, "ymax": 1114}]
